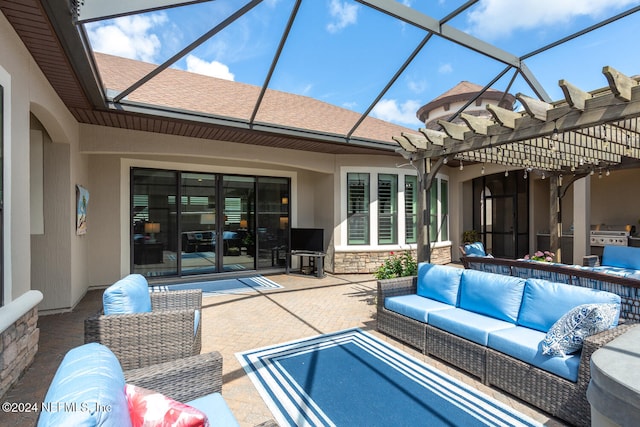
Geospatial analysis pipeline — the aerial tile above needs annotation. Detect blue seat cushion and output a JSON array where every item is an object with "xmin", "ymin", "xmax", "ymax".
[
  {"xmin": 103, "ymin": 274, "xmax": 152, "ymax": 315},
  {"xmin": 517, "ymin": 279, "xmax": 621, "ymax": 333},
  {"xmin": 488, "ymin": 326, "xmax": 581, "ymax": 382},
  {"xmin": 188, "ymin": 392, "xmax": 240, "ymax": 427},
  {"xmin": 384, "ymin": 294, "xmax": 454, "ymax": 323},
  {"xmin": 38, "ymin": 343, "xmax": 131, "ymax": 427},
  {"xmin": 459, "ymin": 269, "xmax": 525, "ymax": 323},
  {"xmin": 428, "ymin": 308, "xmax": 516, "ymax": 346},
  {"xmin": 416, "ymin": 263, "xmax": 463, "ymax": 305},
  {"xmin": 588, "ymin": 265, "xmax": 640, "ymax": 279},
  {"xmin": 602, "ymin": 245, "xmax": 640, "ymax": 270},
  {"xmin": 464, "ymin": 241, "xmax": 487, "ymax": 257}
]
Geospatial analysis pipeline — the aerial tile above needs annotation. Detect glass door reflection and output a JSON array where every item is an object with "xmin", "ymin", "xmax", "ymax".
[
  {"xmin": 223, "ymin": 176, "xmax": 255, "ymax": 272},
  {"xmin": 180, "ymin": 173, "xmax": 217, "ymax": 275},
  {"xmin": 257, "ymin": 177, "xmax": 289, "ymax": 269},
  {"xmin": 132, "ymin": 169, "xmax": 177, "ymax": 277}
]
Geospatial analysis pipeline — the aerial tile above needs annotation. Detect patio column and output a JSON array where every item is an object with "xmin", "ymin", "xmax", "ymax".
[
  {"xmin": 573, "ymin": 175, "xmax": 591, "ymax": 264},
  {"xmin": 417, "ymin": 158, "xmax": 429, "ymax": 263},
  {"xmin": 550, "ymin": 175, "xmax": 562, "ymax": 262}
]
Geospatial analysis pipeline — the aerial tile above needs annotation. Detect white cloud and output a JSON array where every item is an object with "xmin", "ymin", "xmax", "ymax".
[
  {"xmin": 371, "ymin": 99, "xmax": 422, "ymax": 125},
  {"xmin": 86, "ymin": 13, "xmax": 168, "ymax": 62},
  {"xmin": 185, "ymin": 55, "xmax": 235, "ymax": 80},
  {"xmin": 438, "ymin": 63, "xmax": 453, "ymax": 74},
  {"xmin": 466, "ymin": 0, "xmax": 639, "ymax": 40},
  {"xmin": 327, "ymin": 0, "xmax": 359, "ymax": 33},
  {"xmin": 407, "ymin": 79, "xmax": 428, "ymax": 94}
]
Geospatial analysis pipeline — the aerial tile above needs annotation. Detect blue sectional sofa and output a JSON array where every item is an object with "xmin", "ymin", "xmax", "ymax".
[{"xmin": 377, "ymin": 263, "xmax": 635, "ymax": 427}]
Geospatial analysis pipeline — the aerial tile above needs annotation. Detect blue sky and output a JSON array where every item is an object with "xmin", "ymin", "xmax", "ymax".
[{"xmin": 85, "ymin": 0, "xmax": 640, "ymax": 129}]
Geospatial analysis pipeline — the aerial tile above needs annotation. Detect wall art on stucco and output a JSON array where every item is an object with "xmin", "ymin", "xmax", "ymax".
[{"xmin": 76, "ymin": 185, "xmax": 89, "ymax": 235}]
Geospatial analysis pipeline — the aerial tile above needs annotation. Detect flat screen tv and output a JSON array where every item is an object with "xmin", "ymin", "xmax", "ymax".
[{"xmin": 291, "ymin": 228, "xmax": 324, "ymax": 253}]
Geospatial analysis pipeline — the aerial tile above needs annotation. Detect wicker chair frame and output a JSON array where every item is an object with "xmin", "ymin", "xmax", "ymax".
[
  {"xmin": 85, "ymin": 289, "xmax": 202, "ymax": 370},
  {"xmin": 124, "ymin": 351, "xmax": 223, "ymax": 403}
]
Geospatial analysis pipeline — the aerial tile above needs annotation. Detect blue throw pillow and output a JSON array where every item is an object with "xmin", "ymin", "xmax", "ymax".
[
  {"xmin": 541, "ymin": 303, "xmax": 619, "ymax": 357},
  {"xmin": 38, "ymin": 343, "xmax": 132, "ymax": 427},
  {"xmin": 416, "ymin": 263, "xmax": 463, "ymax": 306},
  {"xmin": 103, "ymin": 274, "xmax": 152, "ymax": 315},
  {"xmin": 464, "ymin": 242, "xmax": 487, "ymax": 257}
]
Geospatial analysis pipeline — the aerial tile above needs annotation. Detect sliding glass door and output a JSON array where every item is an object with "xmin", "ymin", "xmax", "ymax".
[
  {"xmin": 223, "ymin": 176, "xmax": 255, "ymax": 272},
  {"xmin": 132, "ymin": 169, "xmax": 178, "ymax": 277},
  {"xmin": 257, "ymin": 177, "xmax": 289, "ymax": 269},
  {"xmin": 131, "ymin": 168, "xmax": 288, "ymax": 277},
  {"xmin": 180, "ymin": 173, "xmax": 217, "ymax": 275}
]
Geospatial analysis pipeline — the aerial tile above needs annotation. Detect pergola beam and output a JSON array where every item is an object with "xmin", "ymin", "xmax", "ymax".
[
  {"xmin": 486, "ymin": 104, "xmax": 521, "ymax": 129},
  {"xmin": 560, "ymin": 80, "xmax": 592, "ymax": 111},
  {"xmin": 417, "ymin": 83, "xmax": 640, "ymax": 160},
  {"xmin": 395, "ymin": 68, "xmax": 640, "ymax": 178},
  {"xmin": 604, "ymin": 66, "xmax": 639, "ymax": 101}
]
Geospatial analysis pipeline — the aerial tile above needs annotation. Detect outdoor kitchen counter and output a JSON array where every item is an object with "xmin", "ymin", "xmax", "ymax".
[{"xmin": 587, "ymin": 324, "xmax": 640, "ymax": 427}]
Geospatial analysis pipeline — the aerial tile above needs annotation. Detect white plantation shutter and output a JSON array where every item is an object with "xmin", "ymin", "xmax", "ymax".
[
  {"xmin": 378, "ymin": 174, "xmax": 397, "ymax": 245},
  {"xmin": 347, "ymin": 173, "xmax": 369, "ymax": 245},
  {"xmin": 405, "ymin": 176, "xmax": 417, "ymax": 244}
]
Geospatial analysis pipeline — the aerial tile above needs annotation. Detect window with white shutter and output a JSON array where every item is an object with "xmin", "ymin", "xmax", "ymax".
[
  {"xmin": 347, "ymin": 173, "xmax": 369, "ymax": 245},
  {"xmin": 378, "ymin": 174, "xmax": 397, "ymax": 245}
]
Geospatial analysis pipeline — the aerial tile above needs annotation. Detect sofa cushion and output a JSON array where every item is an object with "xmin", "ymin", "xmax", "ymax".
[
  {"xmin": 416, "ymin": 263, "xmax": 463, "ymax": 305},
  {"xmin": 517, "ymin": 279, "xmax": 621, "ymax": 333},
  {"xmin": 188, "ymin": 393, "xmax": 240, "ymax": 427},
  {"xmin": 384, "ymin": 294, "xmax": 454, "ymax": 323},
  {"xmin": 459, "ymin": 269, "xmax": 525, "ymax": 323},
  {"xmin": 428, "ymin": 308, "xmax": 516, "ymax": 346},
  {"xmin": 541, "ymin": 303, "xmax": 619, "ymax": 357},
  {"xmin": 125, "ymin": 384, "xmax": 208, "ymax": 427},
  {"xmin": 487, "ymin": 326, "xmax": 581, "ymax": 382},
  {"xmin": 602, "ymin": 245, "xmax": 640, "ymax": 270},
  {"xmin": 103, "ymin": 274, "xmax": 152, "ymax": 315},
  {"xmin": 38, "ymin": 343, "xmax": 132, "ymax": 427},
  {"xmin": 588, "ymin": 265, "xmax": 640, "ymax": 279},
  {"xmin": 464, "ymin": 242, "xmax": 487, "ymax": 257}
]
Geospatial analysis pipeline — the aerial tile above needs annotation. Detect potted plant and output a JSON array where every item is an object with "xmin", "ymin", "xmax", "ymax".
[{"xmin": 462, "ymin": 230, "xmax": 480, "ymax": 244}]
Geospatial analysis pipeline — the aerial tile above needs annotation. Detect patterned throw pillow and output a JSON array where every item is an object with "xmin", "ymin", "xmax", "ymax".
[
  {"xmin": 125, "ymin": 384, "xmax": 209, "ymax": 427},
  {"xmin": 541, "ymin": 303, "xmax": 619, "ymax": 357}
]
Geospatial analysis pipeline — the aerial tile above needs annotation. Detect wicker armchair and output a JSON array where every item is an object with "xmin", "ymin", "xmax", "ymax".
[
  {"xmin": 85, "ymin": 288, "xmax": 203, "ymax": 370},
  {"xmin": 125, "ymin": 350, "xmax": 222, "ymax": 403}
]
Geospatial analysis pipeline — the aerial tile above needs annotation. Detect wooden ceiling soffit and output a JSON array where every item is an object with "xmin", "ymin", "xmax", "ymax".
[{"xmin": 395, "ymin": 66, "xmax": 640, "ymax": 174}]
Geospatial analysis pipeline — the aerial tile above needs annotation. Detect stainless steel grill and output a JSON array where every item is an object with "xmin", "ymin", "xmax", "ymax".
[{"xmin": 590, "ymin": 225, "xmax": 631, "ymax": 247}]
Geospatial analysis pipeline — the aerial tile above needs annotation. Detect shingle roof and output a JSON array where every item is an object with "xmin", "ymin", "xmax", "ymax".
[
  {"xmin": 95, "ymin": 53, "xmax": 417, "ymax": 144},
  {"xmin": 0, "ymin": 0, "xmax": 416, "ymax": 156}
]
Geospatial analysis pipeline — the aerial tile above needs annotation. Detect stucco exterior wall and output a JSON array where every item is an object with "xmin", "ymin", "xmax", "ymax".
[
  {"xmin": 79, "ymin": 124, "xmax": 350, "ymax": 286},
  {"xmin": 590, "ymin": 168, "xmax": 640, "ymax": 226},
  {"xmin": 1, "ymin": 12, "xmax": 85, "ymax": 310}
]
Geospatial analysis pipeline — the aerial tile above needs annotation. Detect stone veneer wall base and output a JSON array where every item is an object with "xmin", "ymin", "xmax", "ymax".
[
  {"xmin": 0, "ymin": 291, "xmax": 42, "ymax": 399},
  {"xmin": 330, "ymin": 245, "xmax": 452, "ymax": 274},
  {"xmin": 0, "ymin": 307, "xmax": 39, "ymax": 399}
]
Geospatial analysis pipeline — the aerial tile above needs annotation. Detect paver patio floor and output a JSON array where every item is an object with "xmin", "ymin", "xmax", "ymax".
[{"xmin": 1, "ymin": 272, "xmax": 568, "ymax": 426}]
